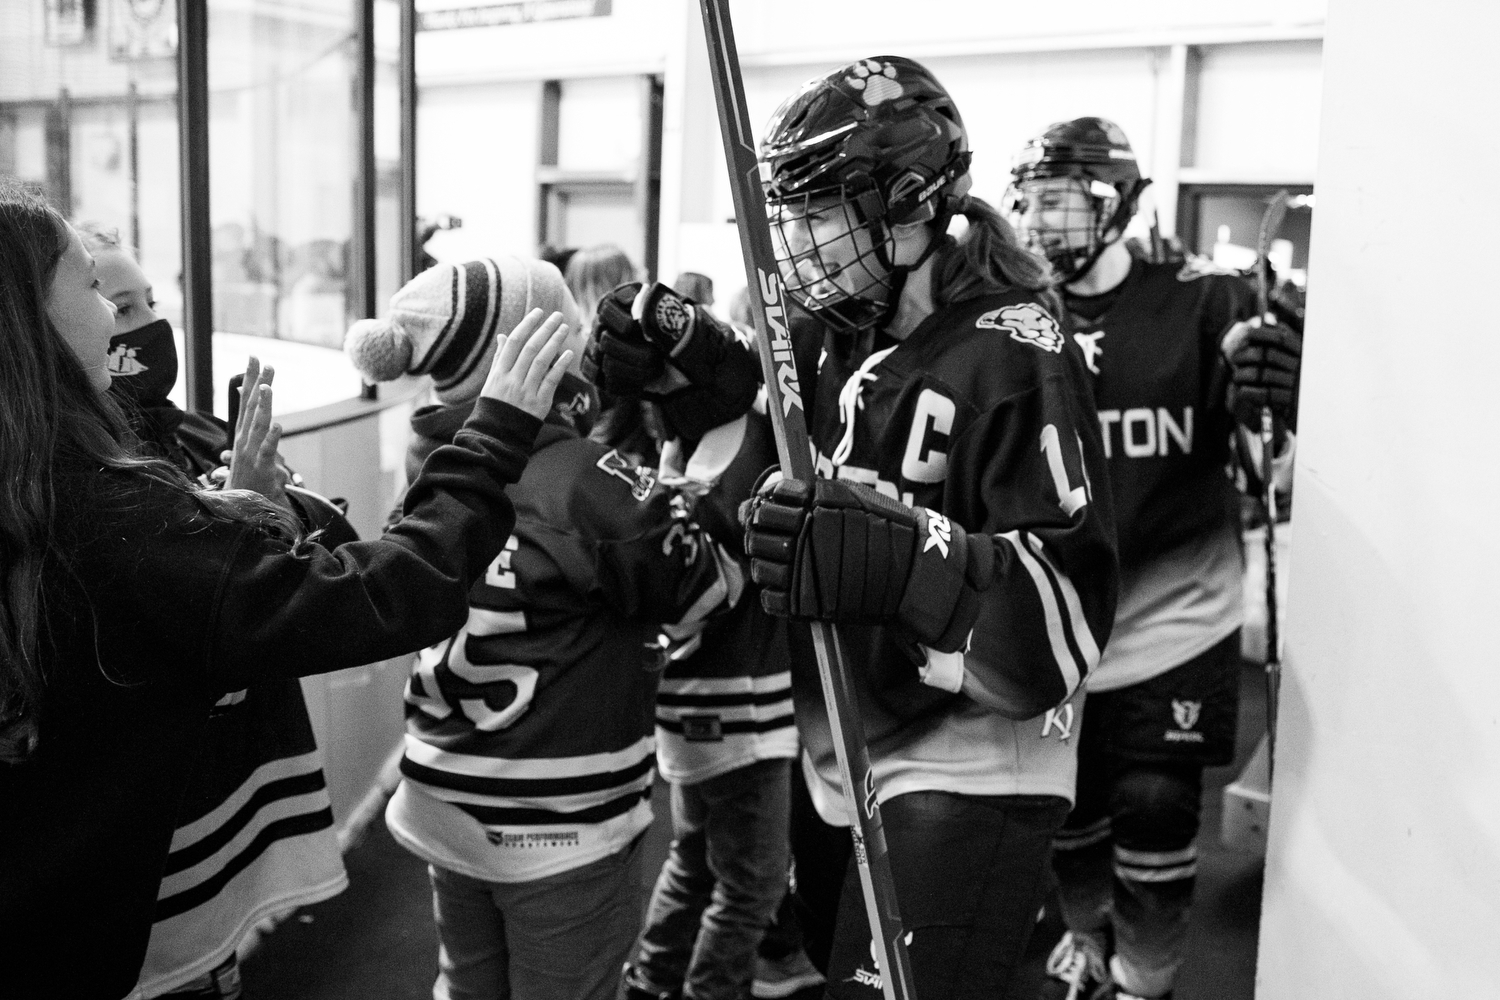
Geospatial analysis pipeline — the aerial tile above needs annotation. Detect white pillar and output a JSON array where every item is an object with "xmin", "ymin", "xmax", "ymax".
[
  {"xmin": 1149, "ymin": 43, "xmax": 1190, "ymax": 238},
  {"xmin": 656, "ymin": 0, "xmax": 722, "ymax": 288},
  {"xmin": 1256, "ymin": 2, "xmax": 1500, "ymax": 997}
]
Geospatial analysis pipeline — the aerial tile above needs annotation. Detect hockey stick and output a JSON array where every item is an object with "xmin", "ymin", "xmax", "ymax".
[
  {"xmin": 1255, "ymin": 190, "xmax": 1290, "ymax": 778},
  {"xmin": 697, "ymin": 5, "xmax": 917, "ymax": 999}
]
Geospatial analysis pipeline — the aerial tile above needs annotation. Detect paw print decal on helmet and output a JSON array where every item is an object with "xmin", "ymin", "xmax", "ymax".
[{"xmin": 845, "ymin": 59, "xmax": 903, "ymax": 106}]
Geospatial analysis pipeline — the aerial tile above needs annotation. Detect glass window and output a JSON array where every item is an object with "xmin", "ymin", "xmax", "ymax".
[
  {"xmin": 206, "ymin": 0, "xmax": 364, "ymax": 413},
  {"xmin": 374, "ymin": 0, "xmax": 404, "ymax": 312},
  {"xmin": 208, "ymin": 0, "xmax": 355, "ymax": 349},
  {"xmin": 0, "ymin": 0, "xmax": 182, "ymax": 328}
]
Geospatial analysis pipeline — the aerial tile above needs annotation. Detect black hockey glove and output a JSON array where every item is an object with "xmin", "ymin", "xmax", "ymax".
[
  {"xmin": 1225, "ymin": 316, "xmax": 1302, "ymax": 432},
  {"xmin": 744, "ymin": 476, "xmax": 994, "ymax": 653},
  {"xmin": 585, "ymin": 282, "xmax": 665, "ymax": 397},
  {"xmin": 589, "ymin": 281, "xmax": 762, "ymax": 439}
]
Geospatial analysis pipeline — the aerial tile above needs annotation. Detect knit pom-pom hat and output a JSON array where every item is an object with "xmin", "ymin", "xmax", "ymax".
[{"xmin": 345, "ymin": 256, "xmax": 580, "ymax": 405}]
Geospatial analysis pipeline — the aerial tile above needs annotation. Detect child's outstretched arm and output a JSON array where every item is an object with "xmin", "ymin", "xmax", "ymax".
[{"xmin": 190, "ymin": 311, "xmax": 573, "ymax": 688}]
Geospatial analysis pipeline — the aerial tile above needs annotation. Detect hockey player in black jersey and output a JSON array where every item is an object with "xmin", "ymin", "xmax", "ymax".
[
  {"xmin": 607, "ymin": 58, "xmax": 1121, "ymax": 999},
  {"xmin": 1007, "ymin": 118, "xmax": 1302, "ymax": 1000}
]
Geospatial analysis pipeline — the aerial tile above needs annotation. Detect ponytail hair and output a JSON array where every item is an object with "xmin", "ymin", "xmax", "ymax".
[{"xmin": 931, "ymin": 195, "xmax": 1066, "ymax": 325}]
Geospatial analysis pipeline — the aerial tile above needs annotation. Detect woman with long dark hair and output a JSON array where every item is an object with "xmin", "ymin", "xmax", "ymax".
[{"xmin": 0, "ymin": 181, "xmax": 572, "ymax": 999}]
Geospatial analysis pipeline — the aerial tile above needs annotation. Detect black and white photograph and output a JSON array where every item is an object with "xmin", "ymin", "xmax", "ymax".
[{"xmin": 0, "ymin": 1, "xmax": 1492, "ymax": 998}]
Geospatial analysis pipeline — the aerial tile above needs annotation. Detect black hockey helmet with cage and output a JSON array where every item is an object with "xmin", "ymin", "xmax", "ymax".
[
  {"xmin": 759, "ymin": 56, "xmax": 973, "ymax": 335},
  {"xmin": 1008, "ymin": 116, "xmax": 1150, "ymax": 280}
]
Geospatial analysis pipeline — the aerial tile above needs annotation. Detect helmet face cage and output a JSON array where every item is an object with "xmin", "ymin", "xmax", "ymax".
[
  {"xmin": 1007, "ymin": 175, "xmax": 1125, "ymax": 280},
  {"xmin": 767, "ymin": 185, "xmax": 898, "ymax": 336},
  {"xmin": 757, "ymin": 56, "xmax": 972, "ymax": 336},
  {"xmin": 1007, "ymin": 117, "xmax": 1146, "ymax": 281}
]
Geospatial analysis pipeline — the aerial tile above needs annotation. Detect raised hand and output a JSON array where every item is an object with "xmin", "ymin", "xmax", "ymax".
[
  {"xmin": 481, "ymin": 308, "xmax": 574, "ymax": 419},
  {"xmin": 225, "ymin": 356, "xmax": 290, "ymax": 507}
]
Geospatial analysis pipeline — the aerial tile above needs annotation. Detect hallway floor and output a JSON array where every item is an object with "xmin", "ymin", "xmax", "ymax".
[{"xmin": 241, "ymin": 663, "xmax": 1268, "ymax": 999}]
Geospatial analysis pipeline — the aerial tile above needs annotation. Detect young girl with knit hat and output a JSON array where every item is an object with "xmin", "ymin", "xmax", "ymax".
[{"xmin": 347, "ymin": 258, "xmax": 752, "ymax": 1000}]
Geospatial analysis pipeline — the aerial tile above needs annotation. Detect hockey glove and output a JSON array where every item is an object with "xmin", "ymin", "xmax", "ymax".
[
  {"xmin": 586, "ymin": 282, "xmax": 665, "ymax": 397},
  {"xmin": 744, "ymin": 476, "xmax": 994, "ymax": 653},
  {"xmin": 1224, "ymin": 316, "xmax": 1302, "ymax": 432},
  {"xmin": 590, "ymin": 281, "xmax": 762, "ymax": 439}
]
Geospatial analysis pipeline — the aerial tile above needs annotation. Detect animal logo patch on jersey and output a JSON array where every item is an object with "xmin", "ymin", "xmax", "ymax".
[
  {"xmin": 976, "ymin": 303, "xmax": 1064, "ymax": 353},
  {"xmin": 844, "ymin": 59, "xmax": 902, "ymax": 106},
  {"xmin": 1074, "ymin": 330, "xmax": 1105, "ymax": 375},
  {"xmin": 596, "ymin": 448, "xmax": 657, "ymax": 501},
  {"xmin": 1172, "ymin": 699, "xmax": 1202, "ymax": 731}
]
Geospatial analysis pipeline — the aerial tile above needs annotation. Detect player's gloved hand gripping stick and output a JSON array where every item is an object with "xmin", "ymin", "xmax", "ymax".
[{"xmin": 699, "ymin": 2, "xmax": 919, "ymax": 998}]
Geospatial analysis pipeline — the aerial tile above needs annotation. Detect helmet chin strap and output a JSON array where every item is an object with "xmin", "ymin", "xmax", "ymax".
[
  {"xmin": 868, "ymin": 206, "xmax": 954, "ymax": 332},
  {"xmin": 1062, "ymin": 177, "xmax": 1150, "ymax": 285}
]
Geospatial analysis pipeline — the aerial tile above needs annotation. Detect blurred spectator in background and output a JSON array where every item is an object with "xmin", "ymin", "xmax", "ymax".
[
  {"xmin": 672, "ymin": 271, "xmax": 714, "ymax": 311},
  {"xmin": 565, "ymin": 245, "xmax": 658, "ymax": 465},
  {"xmin": 416, "ymin": 214, "xmax": 463, "ymax": 273},
  {"xmin": 564, "ymin": 244, "xmax": 637, "ymax": 323},
  {"xmin": 540, "ymin": 244, "xmax": 579, "ymax": 278}
]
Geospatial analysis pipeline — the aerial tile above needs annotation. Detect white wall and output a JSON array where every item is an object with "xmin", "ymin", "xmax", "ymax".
[
  {"xmin": 1256, "ymin": 2, "xmax": 1500, "ymax": 996},
  {"xmin": 411, "ymin": 0, "xmax": 1328, "ymax": 298},
  {"xmin": 417, "ymin": 80, "xmax": 540, "ymax": 261},
  {"xmin": 1192, "ymin": 40, "xmax": 1323, "ymax": 180}
]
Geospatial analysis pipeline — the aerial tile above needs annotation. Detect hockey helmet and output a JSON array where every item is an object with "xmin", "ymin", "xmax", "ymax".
[
  {"xmin": 1007, "ymin": 116, "xmax": 1150, "ymax": 280},
  {"xmin": 759, "ymin": 56, "xmax": 973, "ymax": 335}
]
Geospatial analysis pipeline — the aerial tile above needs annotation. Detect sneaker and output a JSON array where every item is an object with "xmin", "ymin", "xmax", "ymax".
[
  {"xmin": 1044, "ymin": 931, "xmax": 1109, "ymax": 1000},
  {"xmin": 752, "ymin": 950, "xmax": 825, "ymax": 999}
]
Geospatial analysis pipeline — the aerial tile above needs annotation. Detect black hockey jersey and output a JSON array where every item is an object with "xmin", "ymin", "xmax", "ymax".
[
  {"xmin": 1066, "ymin": 257, "xmax": 1257, "ymax": 569},
  {"xmin": 654, "ymin": 414, "xmax": 797, "ymax": 785},
  {"xmin": 387, "ymin": 405, "xmax": 742, "ymax": 883},
  {"xmin": 796, "ymin": 290, "xmax": 1120, "ymax": 816},
  {"xmin": 1064, "ymin": 257, "xmax": 1258, "ymax": 691}
]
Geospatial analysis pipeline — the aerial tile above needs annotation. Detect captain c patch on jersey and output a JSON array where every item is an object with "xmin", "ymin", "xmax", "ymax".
[{"xmin": 976, "ymin": 303, "xmax": 1064, "ymax": 353}]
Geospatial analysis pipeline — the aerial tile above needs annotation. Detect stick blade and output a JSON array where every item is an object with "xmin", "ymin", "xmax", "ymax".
[{"xmin": 1258, "ymin": 189, "xmax": 1292, "ymax": 256}]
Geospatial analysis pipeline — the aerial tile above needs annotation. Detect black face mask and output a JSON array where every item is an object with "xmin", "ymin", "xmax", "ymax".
[{"xmin": 106, "ymin": 318, "xmax": 179, "ymax": 403}]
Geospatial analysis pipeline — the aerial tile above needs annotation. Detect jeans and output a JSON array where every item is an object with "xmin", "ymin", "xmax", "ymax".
[
  {"xmin": 823, "ymin": 791, "xmax": 1070, "ymax": 1000},
  {"xmin": 632, "ymin": 759, "xmax": 792, "ymax": 1000},
  {"xmin": 428, "ymin": 836, "xmax": 643, "ymax": 1000}
]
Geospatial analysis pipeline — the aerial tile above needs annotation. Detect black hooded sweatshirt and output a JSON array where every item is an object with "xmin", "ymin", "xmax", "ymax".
[{"xmin": 0, "ymin": 397, "xmax": 540, "ymax": 1000}]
